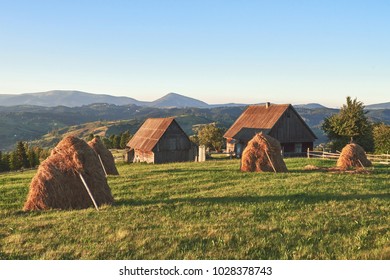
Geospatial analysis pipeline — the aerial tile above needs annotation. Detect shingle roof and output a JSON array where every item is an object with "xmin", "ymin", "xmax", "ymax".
[
  {"xmin": 127, "ymin": 117, "xmax": 175, "ymax": 151},
  {"xmin": 224, "ymin": 104, "xmax": 290, "ymax": 139}
]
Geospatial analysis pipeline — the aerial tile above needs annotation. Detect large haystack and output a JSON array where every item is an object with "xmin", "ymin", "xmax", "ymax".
[
  {"xmin": 88, "ymin": 137, "xmax": 119, "ymax": 175},
  {"xmin": 336, "ymin": 143, "xmax": 372, "ymax": 170},
  {"xmin": 24, "ymin": 136, "xmax": 114, "ymax": 211},
  {"xmin": 241, "ymin": 132, "xmax": 288, "ymax": 172}
]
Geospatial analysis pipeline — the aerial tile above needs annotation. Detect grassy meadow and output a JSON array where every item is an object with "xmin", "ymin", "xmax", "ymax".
[{"xmin": 0, "ymin": 158, "xmax": 389, "ymax": 260}]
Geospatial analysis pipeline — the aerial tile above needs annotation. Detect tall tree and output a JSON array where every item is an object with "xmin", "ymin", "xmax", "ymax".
[
  {"xmin": 197, "ymin": 124, "xmax": 225, "ymax": 152},
  {"xmin": 120, "ymin": 131, "xmax": 132, "ymax": 149},
  {"xmin": 322, "ymin": 97, "xmax": 373, "ymax": 151},
  {"xmin": 373, "ymin": 123, "xmax": 390, "ymax": 154},
  {"xmin": 1, "ymin": 153, "xmax": 10, "ymax": 172},
  {"xmin": 9, "ymin": 152, "xmax": 20, "ymax": 171},
  {"xmin": 27, "ymin": 147, "xmax": 39, "ymax": 168},
  {"xmin": 15, "ymin": 141, "xmax": 29, "ymax": 169}
]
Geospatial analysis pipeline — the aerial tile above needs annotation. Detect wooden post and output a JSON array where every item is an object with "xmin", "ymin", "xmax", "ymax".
[
  {"xmin": 307, "ymin": 147, "xmax": 310, "ymax": 159},
  {"xmin": 98, "ymin": 154, "xmax": 107, "ymax": 177},
  {"xmin": 265, "ymin": 150, "xmax": 277, "ymax": 173},
  {"xmin": 78, "ymin": 173, "xmax": 99, "ymax": 211},
  {"xmin": 357, "ymin": 159, "xmax": 365, "ymax": 169}
]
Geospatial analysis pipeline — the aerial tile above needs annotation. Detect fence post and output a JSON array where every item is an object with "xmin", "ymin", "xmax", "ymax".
[{"xmin": 307, "ymin": 148, "xmax": 310, "ymax": 159}]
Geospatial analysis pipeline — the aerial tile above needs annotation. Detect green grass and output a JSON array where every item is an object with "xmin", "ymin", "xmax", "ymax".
[{"xmin": 0, "ymin": 158, "xmax": 389, "ymax": 260}]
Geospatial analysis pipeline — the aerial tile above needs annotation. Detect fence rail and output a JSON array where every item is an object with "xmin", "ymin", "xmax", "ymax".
[{"xmin": 307, "ymin": 149, "xmax": 390, "ymax": 164}]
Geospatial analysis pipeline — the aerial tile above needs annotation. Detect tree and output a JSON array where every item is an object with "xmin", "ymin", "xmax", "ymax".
[
  {"xmin": 27, "ymin": 147, "xmax": 40, "ymax": 168},
  {"xmin": 120, "ymin": 131, "xmax": 132, "ymax": 149},
  {"xmin": 102, "ymin": 137, "xmax": 113, "ymax": 149},
  {"xmin": 322, "ymin": 97, "xmax": 374, "ymax": 151},
  {"xmin": 15, "ymin": 141, "xmax": 29, "ymax": 169},
  {"xmin": 1, "ymin": 153, "xmax": 10, "ymax": 172},
  {"xmin": 113, "ymin": 135, "xmax": 121, "ymax": 149},
  {"xmin": 9, "ymin": 152, "xmax": 20, "ymax": 171},
  {"xmin": 197, "ymin": 124, "xmax": 225, "ymax": 152},
  {"xmin": 86, "ymin": 133, "xmax": 95, "ymax": 142},
  {"xmin": 373, "ymin": 123, "xmax": 390, "ymax": 154},
  {"xmin": 189, "ymin": 135, "xmax": 199, "ymax": 146}
]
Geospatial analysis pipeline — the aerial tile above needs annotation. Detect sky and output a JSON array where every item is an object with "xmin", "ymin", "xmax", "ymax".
[{"xmin": 0, "ymin": 0, "xmax": 389, "ymax": 107}]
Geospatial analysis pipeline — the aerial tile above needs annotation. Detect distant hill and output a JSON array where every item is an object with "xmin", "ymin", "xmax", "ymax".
[
  {"xmin": 0, "ymin": 90, "xmax": 229, "ymax": 108},
  {"xmin": 366, "ymin": 102, "xmax": 390, "ymax": 110},
  {"xmin": 1, "ymin": 90, "xmax": 388, "ymax": 110},
  {"xmin": 150, "ymin": 92, "xmax": 209, "ymax": 108},
  {"xmin": 294, "ymin": 103, "xmax": 328, "ymax": 109},
  {"xmin": 0, "ymin": 90, "xmax": 147, "ymax": 107}
]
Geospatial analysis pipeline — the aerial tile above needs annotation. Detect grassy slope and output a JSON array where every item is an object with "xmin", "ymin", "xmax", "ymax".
[{"xmin": 0, "ymin": 158, "xmax": 389, "ymax": 260}]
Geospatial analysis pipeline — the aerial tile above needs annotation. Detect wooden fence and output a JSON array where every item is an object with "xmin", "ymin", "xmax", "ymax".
[{"xmin": 307, "ymin": 148, "xmax": 390, "ymax": 164}]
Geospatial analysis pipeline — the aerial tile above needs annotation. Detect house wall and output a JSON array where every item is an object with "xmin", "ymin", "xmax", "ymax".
[
  {"xmin": 153, "ymin": 121, "xmax": 197, "ymax": 163},
  {"xmin": 281, "ymin": 142, "xmax": 313, "ymax": 155},
  {"xmin": 226, "ymin": 141, "xmax": 235, "ymax": 153},
  {"xmin": 134, "ymin": 150, "xmax": 154, "ymax": 163},
  {"xmin": 269, "ymin": 107, "xmax": 316, "ymax": 143}
]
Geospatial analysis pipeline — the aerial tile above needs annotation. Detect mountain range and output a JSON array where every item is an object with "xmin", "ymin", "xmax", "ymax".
[
  {"xmin": 0, "ymin": 90, "xmax": 238, "ymax": 108},
  {"xmin": 2, "ymin": 90, "xmax": 388, "ymax": 109}
]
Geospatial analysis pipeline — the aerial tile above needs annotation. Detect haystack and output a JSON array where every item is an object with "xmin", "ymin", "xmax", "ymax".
[
  {"xmin": 336, "ymin": 143, "xmax": 372, "ymax": 170},
  {"xmin": 23, "ymin": 136, "xmax": 114, "ymax": 211},
  {"xmin": 88, "ymin": 137, "xmax": 119, "ymax": 175},
  {"xmin": 241, "ymin": 132, "xmax": 288, "ymax": 172}
]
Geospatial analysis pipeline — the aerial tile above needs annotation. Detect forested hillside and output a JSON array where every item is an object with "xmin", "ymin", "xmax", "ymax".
[{"xmin": 0, "ymin": 104, "xmax": 389, "ymax": 151}]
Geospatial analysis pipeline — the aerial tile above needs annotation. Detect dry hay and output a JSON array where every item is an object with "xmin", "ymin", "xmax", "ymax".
[
  {"xmin": 336, "ymin": 143, "xmax": 372, "ymax": 170},
  {"xmin": 241, "ymin": 132, "xmax": 288, "ymax": 172},
  {"xmin": 24, "ymin": 136, "xmax": 114, "ymax": 211},
  {"xmin": 88, "ymin": 137, "xmax": 119, "ymax": 175},
  {"xmin": 304, "ymin": 165, "xmax": 324, "ymax": 171},
  {"xmin": 304, "ymin": 165, "xmax": 371, "ymax": 174}
]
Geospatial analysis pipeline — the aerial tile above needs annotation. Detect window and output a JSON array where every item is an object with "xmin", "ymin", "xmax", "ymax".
[{"xmin": 294, "ymin": 143, "xmax": 302, "ymax": 153}]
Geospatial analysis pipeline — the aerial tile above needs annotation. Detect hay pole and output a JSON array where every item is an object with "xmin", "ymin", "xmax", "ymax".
[
  {"xmin": 264, "ymin": 149, "xmax": 277, "ymax": 173},
  {"xmin": 78, "ymin": 173, "xmax": 99, "ymax": 211},
  {"xmin": 97, "ymin": 154, "xmax": 108, "ymax": 177},
  {"xmin": 357, "ymin": 159, "xmax": 365, "ymax": 169}
]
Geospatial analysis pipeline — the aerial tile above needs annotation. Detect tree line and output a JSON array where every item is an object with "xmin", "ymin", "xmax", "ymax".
[
  {"xmin": 86, "ymin": 131, "xmax": 133, "ymax": 150},
  {"xmin": 0, "ymin": 142, "xmax": 50, "ymax": 172}
]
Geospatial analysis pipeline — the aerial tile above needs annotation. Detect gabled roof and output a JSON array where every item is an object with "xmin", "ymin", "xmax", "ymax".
[
  {"xmin": 224, "ymin": 104, "xmax": 290, "ymax": 139},
  {"xmin": 127, "ymin": 117, "xmax": 176, "ymax": 151}
]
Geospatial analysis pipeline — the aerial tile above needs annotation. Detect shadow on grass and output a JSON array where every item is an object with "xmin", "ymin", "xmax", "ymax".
[{"xmin": 116, "ymin": 193, "xmax": 390, "ymax": 207}]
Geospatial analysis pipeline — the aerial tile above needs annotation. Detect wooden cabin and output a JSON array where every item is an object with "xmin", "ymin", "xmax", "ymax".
[
  {"xmin": 126, "ymin": 117, "xmax": 197, "ymax": 164},
  {"xmin": 224, "ymin": 103, "xmax": 317, "ymax": 157}
]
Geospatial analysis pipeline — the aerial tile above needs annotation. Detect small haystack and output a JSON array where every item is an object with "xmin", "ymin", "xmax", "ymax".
[
  {"xmin": 24, "ymin": 136, "xmax": 114, "ymax": 211},
  {"xmin": 88, "ymin": 137, "xmax": 119, "ymax": 175},
  {"xmin": 336, "ymin": 143, "xmax": 372, "ymax": 170},
  {"xmin": 241, "ymin": 132, "xmax": 288, "ymax": 172}
]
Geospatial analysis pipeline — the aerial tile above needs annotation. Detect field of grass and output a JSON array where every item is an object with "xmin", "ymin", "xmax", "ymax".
[{"xmin": 0, "ymin": 158, "xmax": 389, "ymax": 260}]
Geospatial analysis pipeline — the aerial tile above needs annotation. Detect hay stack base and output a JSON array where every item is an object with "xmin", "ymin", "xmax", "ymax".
[
  {"xmin": 337, "ymin": 143, "xmax": 372, "ymax": 170},
  {"xmin": 88, "ymin": 137, "xmax": 119, "ymax": 175},
  {"xmin": 241, "ymin": 132, "xmax": 287, "ymax": 172},
  {"xmin": 24, "ymin": 136, "xmax": 114, "ymax": 211}
]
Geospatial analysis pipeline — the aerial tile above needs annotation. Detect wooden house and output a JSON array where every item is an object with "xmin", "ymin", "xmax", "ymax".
[
  {"xmin": 224, "ymin": 103, "xmax": 317, "ymax": 157},
  {"xmin": 126, "ymin": 117, "xmax": 197, "ymax": 164}
]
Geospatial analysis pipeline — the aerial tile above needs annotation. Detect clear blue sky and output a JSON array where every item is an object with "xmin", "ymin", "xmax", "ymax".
[{"xmin": 0, "ymin": 0, "xmax": 389, "ymax": 107}]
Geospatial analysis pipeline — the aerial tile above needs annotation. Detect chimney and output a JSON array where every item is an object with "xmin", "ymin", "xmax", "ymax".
[{"xmin": 266, "ymin": 102, "xmax": 271, "ymax": 108}]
